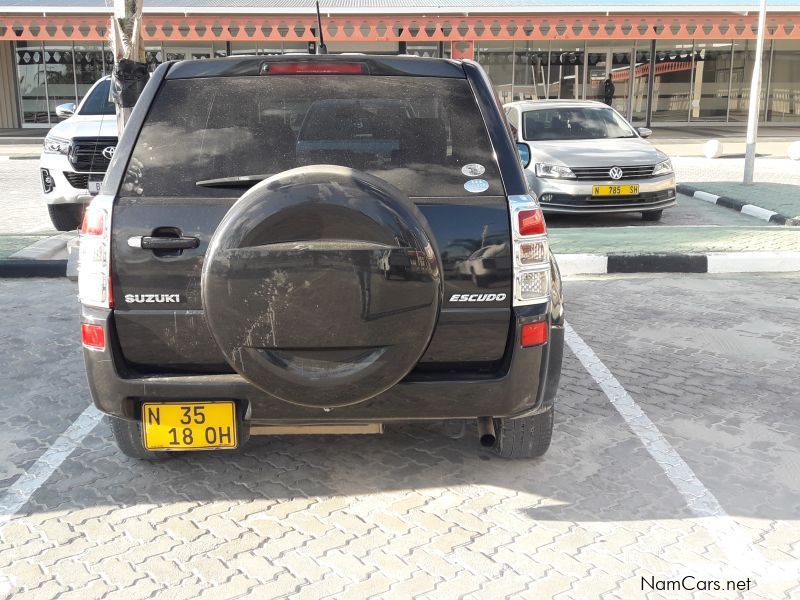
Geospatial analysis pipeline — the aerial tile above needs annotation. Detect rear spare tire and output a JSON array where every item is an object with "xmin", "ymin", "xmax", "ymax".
[{"xmin": 202, "ymin": 166, "xmax": 442, "ymax": 408}]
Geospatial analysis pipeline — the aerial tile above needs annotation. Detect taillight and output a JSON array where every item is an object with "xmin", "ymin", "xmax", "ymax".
[
  {"xmin": 521, "ymin": 321, "xmax": 548, "ymax": 347},
  {"xmin": 81, "ymin": 323, "xmax": 105, "ymax": 350},
  {"xmin": 518, "ymin": 209, "xmax": 546, "ymax": 236},
  {"xmin": 260, "ymin": 62, "xmax": 368, "ymax": 75},
  {"xmin": 80, "ymin": 207, "xmax": 105, "ymax": 235},
  {"xmin": 78, "ymin": 195, "xmax": 113, "ymax": 309},
  {"xmin": 510, "ymin": 195, "xmax": 550, "ymax": 306}
]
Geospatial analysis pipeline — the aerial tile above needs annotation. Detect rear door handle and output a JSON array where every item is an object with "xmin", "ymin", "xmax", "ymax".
[{"xmin": 128, "ymin": 235, "xmax": 200, "ymax": 250}]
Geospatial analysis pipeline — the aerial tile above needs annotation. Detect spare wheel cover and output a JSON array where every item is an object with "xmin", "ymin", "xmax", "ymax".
[{"xmin": 202, "ymin": 165, "xmax": 442, "ymax": 408}]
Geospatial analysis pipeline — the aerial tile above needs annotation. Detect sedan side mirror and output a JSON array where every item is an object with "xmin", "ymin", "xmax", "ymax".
[
  {"xmin": 516, "ymin": 142, "xmax": 531, "ymax": 168},
  {"xmin": 636, "ymin": 127, "xmax": 652, "ymax": 139},
  {"xmin": 55, "ymin": 103, "xmax": 76, "ymax": 119}
]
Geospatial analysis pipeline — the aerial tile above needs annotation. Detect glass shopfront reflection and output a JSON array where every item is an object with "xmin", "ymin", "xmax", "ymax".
[
  {"xmin": 547, "ymin": 44, "xmax": 585, "ymax": 101},
  {"xmin": 15, "ymin": 42, "xmax": 48, "ymax": 125},
  {"xmin": 728, "ymin": 39, "xmax": 769, "ymax": 122},
  {"xmin": 767, "ymin": 40, "xmax": 800, "ymax": 122},
  {"xmin": 13, "ymin": 37, "xmax": 800, "ymax": 128},
  {"xmin": 650, "ymin": 41, "xmax": 695, "ymax": 122},
  {"xmin": 585, "ymin": 43, "xmax": 633, "ymax": 116}
]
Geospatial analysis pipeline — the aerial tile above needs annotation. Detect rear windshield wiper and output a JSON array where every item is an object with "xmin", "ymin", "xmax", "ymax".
[{"xmin": 195, "ymin": 174, "xmax": 270, "ymax": 188}]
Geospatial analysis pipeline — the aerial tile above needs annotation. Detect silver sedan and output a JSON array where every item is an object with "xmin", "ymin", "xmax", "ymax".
[{"xmin": 504, "ymin": 100, "xmax": 676, "ymax": 221}]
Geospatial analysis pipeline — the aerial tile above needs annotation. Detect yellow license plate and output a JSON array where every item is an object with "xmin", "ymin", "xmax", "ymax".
[
  {"xmin": 142, "ymin": 401, "xmax": 237, "ymax": 451},
  {"xmin": 592, "ymin": 184, "xmax": 640, "ymax": 196}
]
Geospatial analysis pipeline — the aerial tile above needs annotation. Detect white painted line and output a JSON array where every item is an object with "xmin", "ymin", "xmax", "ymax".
[
  {"xmin": 741, "ymin": 204, "xmax": 778, "ymax": 221},
  {"xmin": 707, "ymin": 251, "xmax": 800, "ymax": 273},
  {"xmin": 553, "ymin": 253, "xmax": 608, "ymax": 275},
  {"xmin": 693, "ymin": 190, "xmax": 720, "ymax": 204},
  {"xmin": 564, "ymin": 322, "xmax": 798, "ymax": 580},
  {"xmin": 0, "ymin": 405, "xmax": 102, "ymax": 531}
]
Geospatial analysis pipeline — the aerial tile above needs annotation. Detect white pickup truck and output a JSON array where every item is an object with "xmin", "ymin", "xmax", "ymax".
[{"xmin": 39, "ymin": 76, "xmax": 117, "ymax": 230}]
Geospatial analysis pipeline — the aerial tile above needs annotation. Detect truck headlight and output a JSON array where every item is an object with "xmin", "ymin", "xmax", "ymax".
[
  {"xmin": 43, "ymin": 136, "xmax": 71, "ymax": 155},
  {"xmin": 652, "ymin": 159, "xmax": 673, "ymax": 176},
  {"xmin": 534, "ymin": 163, "xmax": 576, "ymax": 179}
]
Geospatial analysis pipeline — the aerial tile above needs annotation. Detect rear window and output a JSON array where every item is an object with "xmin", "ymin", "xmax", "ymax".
[{"xmin": 121, "ymin": 75, "xmax": 503, "ymax": 198}]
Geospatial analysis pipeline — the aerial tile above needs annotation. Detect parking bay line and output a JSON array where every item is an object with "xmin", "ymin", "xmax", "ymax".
[
  {"xmin": 564, "ymin": 321, "xmax": 798, "ymax": 581},
  {"xmin": 0, "ymin": 405, "xmax": 102, "ymax": 532}
]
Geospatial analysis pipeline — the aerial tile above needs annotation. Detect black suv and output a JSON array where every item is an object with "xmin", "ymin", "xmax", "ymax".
[{"xmin": 78, "ymin": 55, "xmax": 564, "ymax": 460}]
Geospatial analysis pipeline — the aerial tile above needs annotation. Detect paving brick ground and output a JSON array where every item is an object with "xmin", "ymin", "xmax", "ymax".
[
  {"xmin": 0, "ymin": 159, "xmax": 54, "ymax": 236},
  {"xmin": 0, "ymin": 276, "xmax": 798, "ymax": 599}
]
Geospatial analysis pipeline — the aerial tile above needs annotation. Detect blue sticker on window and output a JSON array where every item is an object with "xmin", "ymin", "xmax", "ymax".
[{"xmin": 464, "ymin": 179, "xmax": 489, "ymax": 193}]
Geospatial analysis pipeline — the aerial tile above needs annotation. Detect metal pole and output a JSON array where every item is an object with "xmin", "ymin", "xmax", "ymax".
[
  {"xmin": 744, "ymin": 0, "xmax": 768, "ymax": 185},
  {"xmin": 645, "ymin": 39, "xmax": 656, "ymax": 128}
]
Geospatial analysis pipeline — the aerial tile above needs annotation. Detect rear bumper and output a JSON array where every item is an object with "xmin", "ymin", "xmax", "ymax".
[{"xmin": 82, "ymin": 304, "xmax": 564, "ymax": 425}]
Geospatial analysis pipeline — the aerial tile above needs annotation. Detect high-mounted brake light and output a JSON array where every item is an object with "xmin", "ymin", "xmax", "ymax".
[
  {"xmin": 509, "ymin": 195, "xmax": 550, "ymax": 307},
  {"xmin": 78, "ymin": 196, "xmax": 113, "ymax": 309},
  {"xmin": 260, "ymin": 62, "xmax": 368, "ymax": 75}
]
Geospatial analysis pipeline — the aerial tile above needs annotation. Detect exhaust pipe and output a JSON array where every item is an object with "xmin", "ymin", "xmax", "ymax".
[{"xmin": 477, "ymin": 416, "xmax": 496, "ymax": 447}]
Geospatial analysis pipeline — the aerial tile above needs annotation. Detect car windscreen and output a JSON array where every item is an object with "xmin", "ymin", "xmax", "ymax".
[
  {"xmin": 120, "ymin": 75, "xmax": 503, "ymax": 198},
  {"xmin": 78, "ymin": 79, "xmax": 115, "ymax": 116},
  {"xmin": 522, "ymin": 107, "xmax": 636, "ymax": 141}
]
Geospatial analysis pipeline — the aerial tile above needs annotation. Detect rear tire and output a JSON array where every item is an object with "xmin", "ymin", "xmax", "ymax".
[
  {"xmin": 491, "ymin": 407, "xmax": 554, "ymax": 459},
  {"xmin": 641, "ymin": 209, "xmax": 663, "ymax": 222},
  {"xmin": 108, "ymin": 416, "xmax": 169, "ymax": 460},
  {"xmin": 47, "ymin": 204, "xmax": 84, "ymax": 231}
]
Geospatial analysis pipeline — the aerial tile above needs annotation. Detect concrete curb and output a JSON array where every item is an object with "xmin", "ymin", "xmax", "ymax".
[
  {"xmin": 9, "ymin": 231, "xmax": 75, "ymax": 261},
  {"xmin": 555, "ymin": 252, "xmax": 800, "ymax": 275},
  {"xmin": 0, "ymin": 260, "xmax": 67, "ymax": 278},
  {"xmin": 677, "ymin": 183, "xmax": 799, "ymax": 226}
]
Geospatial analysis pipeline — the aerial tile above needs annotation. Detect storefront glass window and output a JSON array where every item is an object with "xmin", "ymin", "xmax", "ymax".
[
  {"xmin": 650, "ymin": 40, "xmax": 694, "ymax": 122},
  {"xmin": 144, "ymin": 45, "xmax": 163, "ymax": 71},
  {"xmin": 513, "ymin": 42, "xmax": 549, "ymax": 101},
  {"xmin": 585, "ymin": 42, "xmax": 634, "ymax": 116},
  {"xmin": 73, "ymin": 43, "xmax": 106, "ymax": 99},
  {"xmin": 630, "ymin": 41, "xmax": 652, "ymax": 123},
  {"xmin": 547, "ymin": 44, "xmax": 585, "ymax": 101},
  {"xmin": 767, "ymin": 40, "xmax": 800, "ymax": 122},
  {"xmin": 164, "ymin": 42, "xmax": 212, "ymax": 61},
  {"xmin": 475, "ymin": 41, "xmax": 515, "ymax": 104},
  {"xmin": 44, "ymin": 44, "xmax": 77, "ymax": 122},
  {"xmin": 692, "ymin": 41, "xmax": 733, "ymax": 121},
  {"xmin": 15, "ymin": 41, "xmax": 49, "ymax": 125}
]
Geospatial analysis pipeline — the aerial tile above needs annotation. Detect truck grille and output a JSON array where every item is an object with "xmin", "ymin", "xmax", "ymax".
[
  {"xmin": 63, "ymin": 172, "xmax": 89, "ymax": 189},
  {"xmin": 68, "ymin": 137, "xmax": 117, "ymax": 172},
  {"xmin": 571, "ymin": 165, "xmax": 655, "ymax": 180}
]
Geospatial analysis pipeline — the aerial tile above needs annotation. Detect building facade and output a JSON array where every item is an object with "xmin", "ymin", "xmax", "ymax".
[{"xmin": 2, "ymin": 0, "xmax": 800, "ymax": 128}]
